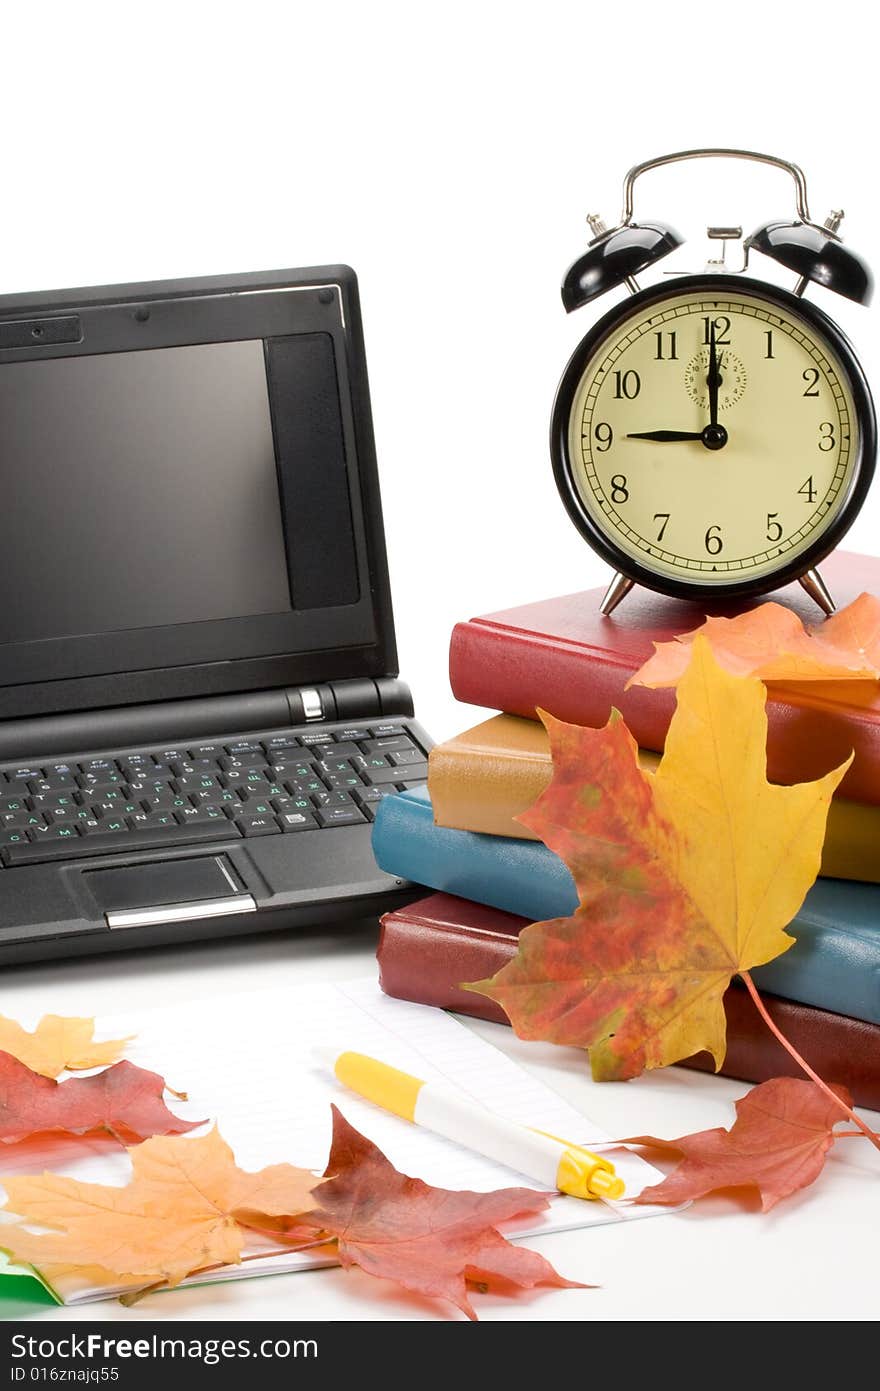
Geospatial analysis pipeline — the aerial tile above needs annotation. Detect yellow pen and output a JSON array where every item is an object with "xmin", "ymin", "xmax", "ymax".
[{"xmin": 315, "ymin": 1047, "xmax": 624, "ymax": 1201}]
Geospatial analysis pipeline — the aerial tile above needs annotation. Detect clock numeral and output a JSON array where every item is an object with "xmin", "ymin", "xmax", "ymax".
[
  {"xmin": 798, "ymin": 475, "xmax": 817, "ymax": 503},
  {"xmin": 593, "ymin": 421, "xmax": 613, "ymax": 452},
  {"xmin": 702, "ymin": 315, "xmax": 731, "ymax": 346},
  {"xmin": 764, "ymin": 330, "xmax": 774, "ymax": 359},
  {"xmin": 704, "ymin": 524, "xmax": 723, "ymax": 556},
  {"xmin": 802, "ymin": 368, "xmax": 820, "ymax": 397},
  {"xmin": 610, "ymin": 474, "xmax": 629, "ymax": 504},
  {"xmin": 818, "ymin": 421, "xmax": 836, "ymax": 451},
  {"xmin": 766, "ymin": 513, "xmax": 783, "ymax": 543},
  {"xmin": 654, "ymin": 331, "xmax": 678, "ymax": 360},
  {"xmin": 653, "ymin": 512, "xmax": 670, "ymax": 542},
  {"xmin": 612, "ymin": 369, "xmax": 641, "ymax": 399}
]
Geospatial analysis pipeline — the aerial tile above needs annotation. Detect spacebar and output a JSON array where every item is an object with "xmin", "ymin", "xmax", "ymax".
[{"xmin": 1, "ymin": 820, "xmax": 242, "ymax": 867}]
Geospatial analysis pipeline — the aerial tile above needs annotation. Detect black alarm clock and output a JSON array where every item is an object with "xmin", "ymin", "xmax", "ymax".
[{"xmin": 550, "ymin": 148, "xmax": 876, "ymax": 615}]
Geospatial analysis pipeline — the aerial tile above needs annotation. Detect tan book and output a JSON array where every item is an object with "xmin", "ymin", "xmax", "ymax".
[{"xmin": 428, "ymin": 713, "xmax": 880, "ymax": 884}]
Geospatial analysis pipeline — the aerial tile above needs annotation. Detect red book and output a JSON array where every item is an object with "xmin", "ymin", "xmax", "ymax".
[
  {"xmin": 378, "ymin": 891, "xmax": 880, "ymax": 1110},
  {"xmin": 449, "ymin": 550, "xmax": 880, "ymax": 805}
]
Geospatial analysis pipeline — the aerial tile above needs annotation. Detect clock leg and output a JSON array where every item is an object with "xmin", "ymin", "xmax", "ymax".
[
  {"xmin": 600, "ymin": 572, "xmax": 635, "ymax": 616},
  {"xmin": 798, "ymin": 567, "xmax": 836, "ymax": 616}
]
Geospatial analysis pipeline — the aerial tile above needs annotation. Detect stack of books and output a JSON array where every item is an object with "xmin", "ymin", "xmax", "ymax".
[{"xmin": 372, "ymin": 550, "xmax": 880, "ymax": 1105}]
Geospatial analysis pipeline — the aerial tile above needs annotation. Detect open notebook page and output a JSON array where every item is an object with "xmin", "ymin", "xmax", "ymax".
[{"xmin": 0, "ymin": 979, "xmax": 678, "ymax": 1304}]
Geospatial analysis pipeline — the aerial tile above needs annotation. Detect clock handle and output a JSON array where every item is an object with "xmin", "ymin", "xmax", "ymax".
[{"xmin": 621, "ymin": 148, "xmax": 815, "ymax": 230}]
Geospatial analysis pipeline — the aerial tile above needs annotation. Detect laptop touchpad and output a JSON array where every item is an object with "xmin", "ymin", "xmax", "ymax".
[{"xmin": 85, "ymin": 856, "xmax": 256, "ymax": 930}]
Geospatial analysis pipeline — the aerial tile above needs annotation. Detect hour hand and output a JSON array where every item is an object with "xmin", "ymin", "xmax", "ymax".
[{"xmin": 626, "ymin": 429, "xmax": 704, "ymax": 441}]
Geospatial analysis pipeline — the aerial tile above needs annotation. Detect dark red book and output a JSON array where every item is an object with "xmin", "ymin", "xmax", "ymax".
[
  {"xmin": 378, "ymin": 891, "xmax": 880, "ymax": 1109},
  {"xmin": 448, "ymin": 549, "xmax": 880, "ymax": 806}
]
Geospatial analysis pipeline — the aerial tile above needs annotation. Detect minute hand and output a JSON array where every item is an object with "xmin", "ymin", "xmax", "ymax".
[{"xmin": 626, "ymin": 429, "xmax": 704, "ymax": 441}]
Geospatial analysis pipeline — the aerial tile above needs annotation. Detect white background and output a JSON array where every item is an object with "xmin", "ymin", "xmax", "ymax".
[
  {"xmin": 2, "ymin": 1, "xmax": 879, "ymax": 1324},
  {"xmin": 5, "ymin": 0, "xmax": 880, "ymax": 739}
]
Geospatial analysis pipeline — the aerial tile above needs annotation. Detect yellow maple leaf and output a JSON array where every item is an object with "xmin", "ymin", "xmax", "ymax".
[
  {"xmin": 0, "ymin": 1015, "xmax": 132, "ymax": 1079},
  {"xmin": 467, "ymin": 637, "xmax": 851, "ymax": 1080},
  {"xmin": 0, "ymin": 1127, "xmax": 320, "ymax": 1289}
]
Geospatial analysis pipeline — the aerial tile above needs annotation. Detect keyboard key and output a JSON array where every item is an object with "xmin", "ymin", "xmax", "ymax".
[
  {"xmin": 318, "ymin": 758, "xmax": 355, "ymax": 775},
  {"xmin": 0, "ymin": 829, "xmax": 28, "ymax": 845},
  {"xmin": 399, "ymin": 779, "xmax": 429, "ymax": 789},
  {"xmin": 5, "ymin": 766, "xmax": 43, "ymax": 782},
  {"xmin": 352, "ymin": 754, "xmax": 392, "ymax": 771},
  {"xmin": 29, "ymin": 824, "xmax": 81, "ymax": 842},
  {"xmin": 262, "ymin": 735, "xmax": 300, "ymax": 753},
  {"xmin": 323, "ymin": 771, "xmax": 364, "ymax": 791},
  {"xmin": 313, "ymin": 790, "xmax": 356, "ymax": 808},
  {"xmin": 301, "ymin": 732, "xmax": 335, "ymax": 747},
  {"xmin": 83, "ymin": 816, "xmax": 129, "ymax": 835},
  {"xmin": 0, "ymin": 797, "xmax": 27, "ymax": 814},
  {"xmin": 226, "ymin": 741, "xmax": 264, "ymax": 756},
  {"xmin": 175, "ymin": 774, "xmax": 223, "ymax": 793},
  {"xmin": 352, "ymin": 786, "xmax": 394, "ymax": 805},
  {"xmin": 388, "ymin": 748, "xmax": 426, "ymax": 767},
  {"xmin": 1, "ymin": 817, "xmax": 241, "ymax": 866},
  {"xmin": 335, "ymin": 727, "xmax": 372, "ymax": 743},
  {"xmin": 238, "ymin": 814, "xmax": 281, "ymax": 837},
  {"xmin": 188, "ymin": 744, "xmax": 224, "ymax": 759},
  {"xmin": 278, "ymin": 811, "xmax": 318, "ymax": 832},
  {"xmin": 79, "ymin": 758, "xmax": 119, "ymax": 775},
  {"xmin": 361, "ymin": 763, "xmax": 428, "ymax": 785},
  {"xmin": 315, "ymin": 743, "xmax": 361, "ymax": 762},
  {"xmin": 361, "ymin": 736, "xmax": 418, "ymax": 754},
  {"xmin": 369, "ymin": 724, "xmax": 406, "ymax": 738},
  {"xmin": 315, "ymin": 805, "xmax": 367, "ymax": 828}
]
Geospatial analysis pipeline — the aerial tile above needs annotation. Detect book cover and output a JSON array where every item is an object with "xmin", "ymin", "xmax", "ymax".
[
  {"xmin": 428, "ymin": 712, "xmax": 880, "ymax": 884},
  {"xmin": 377, "ymin": 891, "xmax": 880, "ymax": 1110},
  {"xmin": 448, "ymin": 549, "xmax": 880, "ymax": 806},
  {"xmin": 372, "ymin": 785, "xmax": 880, "ymax": 1024}
]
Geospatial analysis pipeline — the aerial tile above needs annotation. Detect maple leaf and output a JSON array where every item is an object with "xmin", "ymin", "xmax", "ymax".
[
  {"xmin": 0, "ymin": 1014, "xmax": 131, "ymax": 1079},
  {"xmin": 0, "ymin": 1052, "xmax": 200, "ymax": 1146},
  {"xmin": 0, "ymin": 1127, "xmax": 320, "ymax": 1288},
  {"xmin": 466, "ymin": 638, "xmax": 849, "ymax": 1081},
  {"xmin": 295, "ymin": 1106, "xmax": 584, "ymax": 1320},
  {"xmin": 630, "ymin": 592, "xmax": 880, "ymax": 688},
  {"xmin": 628, "ymin": 1077, "xmax": 853, "ymax": 1210}
]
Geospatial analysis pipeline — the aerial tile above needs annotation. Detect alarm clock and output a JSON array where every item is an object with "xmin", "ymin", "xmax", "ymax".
[{"xmin": 550, "ymin": 148, "xmax": 876, "ymax": 615}]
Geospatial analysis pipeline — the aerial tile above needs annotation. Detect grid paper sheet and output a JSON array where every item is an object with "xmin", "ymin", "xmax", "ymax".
[{"xmin": 0, "ymin": 980, "xmax": 678, "ymax": 1303}]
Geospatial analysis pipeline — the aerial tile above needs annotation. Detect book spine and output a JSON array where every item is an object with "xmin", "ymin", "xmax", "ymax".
[
  {"xmin": 448, "ymin": 619, "xmax": 880, "ymax": 806},
  {"xmin": 449, "ymin": 618, "xmax": 674, "ymax": 746},
  {"xmin": 377, "ymin": 915, "xmax": 880, "ymax": 1110},
  {"xmin": 428, "ymin": 741, "xmax": 546, "ymax": 843}
]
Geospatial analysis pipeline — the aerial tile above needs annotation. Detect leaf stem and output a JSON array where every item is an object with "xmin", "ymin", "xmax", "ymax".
[{"xmin": 740, "ymin": 970, "xmax": 880, "ymax": 1150}]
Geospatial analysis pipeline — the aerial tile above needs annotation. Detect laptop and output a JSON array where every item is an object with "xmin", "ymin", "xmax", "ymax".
[{"xmin": 0, "ymin": 265, "xmax": 431, "ymax": 965}]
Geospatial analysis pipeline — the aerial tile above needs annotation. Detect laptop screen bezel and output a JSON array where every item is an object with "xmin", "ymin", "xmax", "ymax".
[{"xmin": 0, "ymin": 266, "xmax": 398, "ymax": 721}]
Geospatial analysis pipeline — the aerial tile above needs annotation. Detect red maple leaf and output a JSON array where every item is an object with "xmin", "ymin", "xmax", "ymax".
[
  {"xmin": 296, "ymin": 1105, "xmax": 586, "ymax": 1319},
  {"xmin": 0, "ymin": 1051, "xmax": 202, "ymax": 1145},
  {"xmin": 628, "ymin": 1077, "xmax": 853, "ymax": 1210}
]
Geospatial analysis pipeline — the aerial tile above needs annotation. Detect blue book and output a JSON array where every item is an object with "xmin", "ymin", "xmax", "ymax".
[{"xmin": 373, "ymin": 785, "xmax": 880, "ymax": 1025}]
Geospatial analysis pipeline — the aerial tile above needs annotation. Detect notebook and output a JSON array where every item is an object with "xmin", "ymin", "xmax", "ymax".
[{"xmin": 0, "ymin": 979, "xmax": 678, "ymax": 1306}]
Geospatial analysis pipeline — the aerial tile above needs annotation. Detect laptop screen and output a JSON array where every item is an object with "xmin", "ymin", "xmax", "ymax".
[
  {"xmin": 0, "ymin": 269, "xmax": 394, "ymax": 716},
  {"xmin": 0, "ymin": 340, "xmax": 293, "ymax": 645}
]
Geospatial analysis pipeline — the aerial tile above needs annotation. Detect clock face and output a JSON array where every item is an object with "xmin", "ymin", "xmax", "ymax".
[{"xmin": 562, "ymin": 284, "xmax": 867, "ymax": 587}]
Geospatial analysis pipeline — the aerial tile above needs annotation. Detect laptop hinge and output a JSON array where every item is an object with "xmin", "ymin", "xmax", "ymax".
[
  {"xmin": 286, "ymin": 678, "xmax": 414, "ymax": 725},
  {"xmin": 0, "ymin": 678, "xmax": 416, "ymax": 760}
]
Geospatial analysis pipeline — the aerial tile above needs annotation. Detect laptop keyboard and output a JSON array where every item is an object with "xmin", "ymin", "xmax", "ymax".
[{"xmin": 0, "ymin": 722, "xmax": 427, "ymax": 868}]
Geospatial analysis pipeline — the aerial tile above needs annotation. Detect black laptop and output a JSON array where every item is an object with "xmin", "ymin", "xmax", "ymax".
[{"xmin": 0, "ymin": 266, "xmax": 430, "ymax": 965}]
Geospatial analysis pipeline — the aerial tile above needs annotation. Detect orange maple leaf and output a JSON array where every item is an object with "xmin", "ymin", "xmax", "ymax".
[
  {"xmin": 628, "ymin": 1077, "xmax": 853, "ymax": 1210},
  {"xmin": 0, "ymin": 1014, "xmax": 131, "ymax": 1079},
  {"xmin": 465, "ymin": 638, "xmax": 849, "ymax": 1080},
  {"xmin": 296, "ymin": 1106, "xmax": 585, "ymax": 1320},
  {"xmin": 0, "ymin": 1127, "xmax": 320, "ymax": 1289},
  {"xmin": 630, "ymin": 592, "xmax": 880, "ymax": 688}
]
